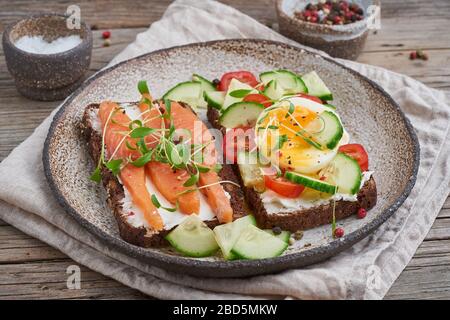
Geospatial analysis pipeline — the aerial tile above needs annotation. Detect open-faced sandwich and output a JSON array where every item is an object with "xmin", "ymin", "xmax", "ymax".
[
  {"xmin": 80, "ymin": 84, "xmax": 248, "ymax": 254},
  {"xmin": 81, "ymin": 69, "xmax": 376, "ymax": 261},
  {"xmin": 203, "ymin": 70, "xmax": 377, "ymax": 234}
]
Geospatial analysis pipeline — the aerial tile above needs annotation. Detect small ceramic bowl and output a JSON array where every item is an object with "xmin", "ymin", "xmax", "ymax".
[
  {"xmin": 276, "ymin": 0, "xmax": 380, "ymax": 60},
  {"xmin": 2, "ymin": 13, "xmax": 92, "ymax": 101}
]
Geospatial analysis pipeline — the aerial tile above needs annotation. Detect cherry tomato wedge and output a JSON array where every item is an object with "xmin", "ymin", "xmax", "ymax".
[
  {"xmin": 338, "ymin": 143, "xmax": 369, "ymax": 171},
  {"xmin": 264, "ymin": 175, "xmax": 305, "ymax": 198},
  {"xmin": 222, "ymin": 127, "xmax": 256, "ymax": 164},
  {"xmin": 217, "ymin": 71, "xmax": 259, "ymax": 91},
  {"xmin": 254, "ymin": 83, "xmax": 265, "ymax": 91},
  {"xmin": 243, "ymin": 93, "xmax": 273, "ymax": 108},
  {"xmin": 296, "ymin": 93, "xmax": 323, "ymax": 104}
]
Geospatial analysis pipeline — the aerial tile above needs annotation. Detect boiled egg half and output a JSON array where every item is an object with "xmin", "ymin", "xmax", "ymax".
[{"xmin": 256, "ymin": 96, "xmax": 349, "ymax": 174}]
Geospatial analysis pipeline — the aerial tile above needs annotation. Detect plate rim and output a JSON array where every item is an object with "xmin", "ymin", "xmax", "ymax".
[{"xmin": 42, "ymin": 38, "xmax": 420, "ymax": 277}]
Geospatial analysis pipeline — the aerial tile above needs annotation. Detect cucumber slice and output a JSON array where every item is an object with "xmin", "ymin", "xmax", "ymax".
[
  {"xmin": 237, "ymin": 151, "xmax": 265, "ymax": 192},
  {"xmin": 301, "ymin": 71, "xmax": 333, "ymax": 101},
  {"xmin": 223, "ymin": 78, "xmax": 257, "ymax": 109},
  {"xmin": 181, "ymin": 96, "xmax": 207, "ymax": 108},
  {"xmin": 191, "ymin": 74, "xmax": 216, "ymax": 108},
  {"xmin": 263, "ymin": 80, "xmax": 284, "ymax": 101},
  {"xmin": 285, "ymin": 171, "xmax": 337, "ymax": 194},
  {"xmin": 219, "ymin": 101, "xmax": 264, "ymax": 128},
  {"xmin": 192, "ymin": 74, "xmax": 216, "ymax": 92},
  {"xmin": 330, "ymin": 153, "xmax": 362, "ymax": 195},
  {"xmin": 231, "ymin": 225, "xmax": 288, "ymax": 259},
  {"xmin": 260, "ymin": 70, "xmax": 307, "ymax": 95},
  {"xmin": 312, "ymin": 110, "xmax": 343, "ymax": 150},
  {"xmin": 165, "ymin": 215, "xmax": 219, "ymax": 257},
  {"xmin": 213, "ymin": 215, "xmax": 257, "ymax": 260},
  {"xmin": 162, "ymin": 81, "xmax": 205, "ymax": 109},
  {"xmin": 264, "ymin": 230, "xmax": 291, "ymax": 243},
  {"xmin": 324, "ymin": 103, "xmax": 336, "ymax": 110},
  {"xmin": 204, "ymin": 91, "xmax": 226, "ymax": 110}
]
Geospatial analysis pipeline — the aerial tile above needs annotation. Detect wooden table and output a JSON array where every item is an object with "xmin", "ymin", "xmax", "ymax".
[{"xmin": 0, "ymin": 0, "xmax": 449, "ymax": 300}]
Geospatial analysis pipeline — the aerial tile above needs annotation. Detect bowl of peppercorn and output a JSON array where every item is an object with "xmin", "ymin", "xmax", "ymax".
[{"xmin": 276, "ymin": 0, "xmax": 380, "ymax": 60}]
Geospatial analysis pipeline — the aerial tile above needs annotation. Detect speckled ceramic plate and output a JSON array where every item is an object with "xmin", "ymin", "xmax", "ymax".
[{"xmin": 43, "ymin": 39, "xmax": 419, "ymax": 277}]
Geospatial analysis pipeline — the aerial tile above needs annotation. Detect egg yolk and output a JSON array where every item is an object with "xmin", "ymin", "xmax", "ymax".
[{"xmin": 258, "ymin": 106, "xmax": 320, "ymax": 150}]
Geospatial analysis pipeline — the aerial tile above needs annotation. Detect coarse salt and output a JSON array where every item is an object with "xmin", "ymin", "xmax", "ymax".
[{"xmin": 14, "ymin": 35, "xmax": 82, "ymax": 54}]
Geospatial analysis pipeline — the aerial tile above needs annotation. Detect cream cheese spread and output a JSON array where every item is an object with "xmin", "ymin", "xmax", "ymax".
[{"xmin": 261, "ymin": 171, "xmax": 374, "ymax": 214}]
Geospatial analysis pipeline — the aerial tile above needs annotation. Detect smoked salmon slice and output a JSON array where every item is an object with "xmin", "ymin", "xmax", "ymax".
[
  {"xmin": 167, "ymin": 101, "xmax": 216, "ymax": 166},
  {"xmin": 138, "ymin": 99, "xmax": 201, "ymax": 214},
  {"xmin": 98, "ymin": 101, "xmax": 164, "ymax": 231},
  {"xmin": 147, "ymin": 162, "xmax": 200, "ymax": 214},
  {"xmin": 98, "ymin": 101, "xmax": 140, "ymax": 160},
  {"xmin": 198, "ymin": 171, "xmax": 233, "ymax": 223},
  {"xmin": 119, "ymin": 164, "xmax": 164, "ymax": 231},
  {"xmin": 138, "ymin": 97, "xmax": 164, "ymax": 149},
  {"xmin": 161, "ymin": 101, "xmax": 233, "ymax": 223}
]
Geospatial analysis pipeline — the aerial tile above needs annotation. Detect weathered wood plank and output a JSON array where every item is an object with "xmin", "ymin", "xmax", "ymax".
[
  {"xmin": 387, "ymin": 213, "xmax": 450, "ymax": 299},
  {"xmin": 366, "ymin": 0, "xmax": 450, "ymax": 51},
  {"xmin": 0, "ymin": 225, "xmax": 67, "ymax": 263},
  {"xmin": 0, "ymin": 225, "xmax": 149, "ymax": 299},
  {"xmin": 0, "ymin": 0, "xmax": 276, "ymax": 32},
  {"xmin": 1, "ymin": 0, "xmax": 449, "ymax": 52},
  {"xmin": 386, "ymin": 238, "xmax": 450, "ymax": 299},
  {"xmin": 443, "ymin": 197, "xmax": 450, "ymax": 210},
  {"xmin": 0, "ymin": 0, "xmax": 170, "ymax": 32},
  {"xmin": 385, "ymin": 264, "xmax": 450, "ymax": 300},
  {"xmin": 437, "ymin": 208, "xmax": 450, "ymax": 219},
  {"xmin": 1, "ymin": 207, "xmax": 449, "ymax": 299},
  {"xmin": 357, "ymin": 48, "xmax": 450, "ymax": 90},
  {"xmin": 424, "ymin": 217, "xmax": 450, "ymax": 241},
  {"xmin": 0, "ymin": 0, "xmax": 449, "ymax": 301},
  {"xmin": 364, "ymin": 17, "xmax": 450, "ymax": 52},
  {"xmin": 385, "ymin": 240, "xmax": 450, "ymax": 300},
  {"xmin": 406, "ymin": 239, "xmax": 450, "ymax": 269},
  {"xmin": 0, "ymin": 261, "xmax": 148, "ymax": 299}
]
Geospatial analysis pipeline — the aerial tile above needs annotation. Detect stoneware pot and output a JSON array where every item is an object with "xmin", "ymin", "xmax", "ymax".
[
  {"xmin": 43, "ymin": 39, "xmax": 419, "ymax": 278},
  {"xmin": 2, "ymin": 13, "xmax": 92, "ymax": 101},
  {"xmin": 276, "ymin": 0, "xmax": 380, "ymax": 60}
]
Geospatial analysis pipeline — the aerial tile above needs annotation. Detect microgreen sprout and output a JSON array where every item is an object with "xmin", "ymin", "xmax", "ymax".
[
  {"xmin": 151, "ymin": 194, "xmax": 178, "ymax": 212},
  {"xmin": 105, "ymin": 159, "xmax": 123, "ymax": 175},
  {"xmin": 90, "ymin": 81, "xmax": 226, "ymax": 201},
  {"xmin": 273, "ymin": 134, "xmax": 288, "ymax": 151},
  {"xmin": 138, "ymin": 80, "xmax": 150, "ymax": 95}
]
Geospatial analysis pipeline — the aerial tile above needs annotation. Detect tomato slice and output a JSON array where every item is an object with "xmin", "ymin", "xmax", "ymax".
[
  {"xmin": 338, "ymin": 144, "xmax": 369, "ymax": 171},
  {"xmin": 217, "ymin": 71, "xmax": 259, "ymax": 91},
  {"xmin": 264, "ymin": 175, "xmax": 305, "ymax": 198},
  {"xmin": 296, "ymin": 93, "xmax": 323, "ymax": 104},
  {"xmin": 255, "ymin": 83, "xmax": 265, "ymax": 91},
  {"xmin": 243, "ymin": 93, "xmax": 273, "ymax": 108},
  {"xmin": 222, "ymin": 127, "xmax": 256, "ymax": 164}
]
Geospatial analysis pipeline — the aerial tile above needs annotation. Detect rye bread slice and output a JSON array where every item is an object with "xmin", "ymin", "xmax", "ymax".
[
  {"xmin": 80, "ymin": 102, "xmax": 246, "ymax": 247},
  {"xmin": 207, "ymin": 106, "xmax": 377, "ymax": 232}
]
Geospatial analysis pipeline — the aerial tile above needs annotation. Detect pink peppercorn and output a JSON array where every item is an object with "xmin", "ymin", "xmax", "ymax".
[
  {"xmin": 334, "ymin": 227, "xmax": 345, "ymax": 238},
  {"xmin": 357, "ymin": 208, "xmax": 367, "ymax": 219}
]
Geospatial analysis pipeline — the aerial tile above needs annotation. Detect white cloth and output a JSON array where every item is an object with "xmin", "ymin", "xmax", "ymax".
[{"xmin": 1, "ymin": 0, "xmax": 449, "ymax": 300}]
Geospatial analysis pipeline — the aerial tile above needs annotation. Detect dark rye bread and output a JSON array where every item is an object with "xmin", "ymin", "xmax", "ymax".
[
  {"xmin": 80, "ymin": 102, "xmax": 246, "ymax": 247},
  {"xmin": 207, "ymin": 106, "xmax": 377, "ymax": 232}
]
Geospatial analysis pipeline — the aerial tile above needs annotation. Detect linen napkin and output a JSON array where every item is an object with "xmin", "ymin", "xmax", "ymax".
[{"xmin": 1, "ymin": 0, "xmax": 449, "ymax": 300}]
